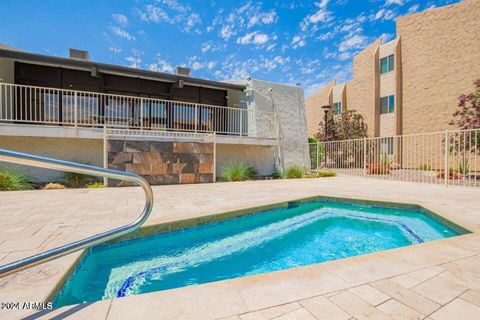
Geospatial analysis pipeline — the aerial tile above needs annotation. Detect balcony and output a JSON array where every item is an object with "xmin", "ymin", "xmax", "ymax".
[{"xmin": 0, "ymin": 83, "xmax": 278, "ymax": 144}]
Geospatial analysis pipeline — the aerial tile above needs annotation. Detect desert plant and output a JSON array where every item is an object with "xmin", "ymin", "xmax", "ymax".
[
  {"xmin": 270, "ymin": 166, "xmax": 282, "ymax": 179},
  {"xmin": 63, "ymin": 172, "xmax": 97, "ymax": 188},
  {"xmin": 220, "ymin": 162, "xmax": 258, "ymax": 182},
  {"xmin": 367, "ymin": 163, "xmax": 390, "ymax": 175},
  {"xmin": 283, "ymin": 165, "xmax": 305, "ymax": 179},
  {"xmin": 304, "ymin": 171, "xmax": 336, "ymax": 178},
  {"xmin": 43, "ymin": 182, "xmax": 66, "ymax": 190},
  {"xmin": 457, "ymin": 157, "xmax": 470, "ymax": 175},
  {"xmin": 87, "ymin": 181, "xmax": 105, "ymax": 188},
  {"xmin": 379, "ymin": 154, "xmax": 392, "ymax": 169},
  {"xmin": 0, "ymin": 168, "xmax": 32, "ymax": 191},
  {"xmin": 419, "ymin": 164, "xmax": 432, "ymax": 171}
]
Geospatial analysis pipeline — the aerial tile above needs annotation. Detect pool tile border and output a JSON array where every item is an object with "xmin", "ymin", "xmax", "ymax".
[{"xmin": 47, "ymin": 194, "xmax": 472, "ymax": 305}]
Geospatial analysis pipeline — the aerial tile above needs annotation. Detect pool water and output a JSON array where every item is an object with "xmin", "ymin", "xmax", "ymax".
[{"xmin": 53, "ymin": 200, "xmax": 462, "ymax": 307}]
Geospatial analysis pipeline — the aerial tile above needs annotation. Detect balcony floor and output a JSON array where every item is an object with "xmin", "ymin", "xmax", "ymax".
[{"xmin": 0, "ymin": 123, "xmax": 277, "ymax": 146}]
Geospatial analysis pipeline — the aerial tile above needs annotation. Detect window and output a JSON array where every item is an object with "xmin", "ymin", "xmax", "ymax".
[
  {"xmin": 380, "ymin": 54, "xmax": 394, "ymax": 74},
  {"xmin": 380, "ymin": 95, "xmax": 395, "ymax": 114},
  {"xmin": 333, "ymin": 102, "xmax": 342, "ymax": 115}
]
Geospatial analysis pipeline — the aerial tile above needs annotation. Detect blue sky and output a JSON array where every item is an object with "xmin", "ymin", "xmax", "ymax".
[{"xmin": 0, "ymin": 0, "xmax": 459, "ymax": 96}]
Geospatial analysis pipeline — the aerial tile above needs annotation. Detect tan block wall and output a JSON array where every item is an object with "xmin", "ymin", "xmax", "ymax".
[
  {"xmin": 0, "ymin": 136, "xmax": 102, "ymax": 182},
  {"xmin": 305, "ymin": 80, "xmax": 335, "ymax": 137},
  {"xmin": 347, "ymin": 40, "xmax": 381, "ymax": 137},
  {"xmin": 379, "ymin": 113, "xmax": 395, "ymax": 137},
  {"xmin": 397, "ymin": 0, "xmax": 480, "ymax": 134}
]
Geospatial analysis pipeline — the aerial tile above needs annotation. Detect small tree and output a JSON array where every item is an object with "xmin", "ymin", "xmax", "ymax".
[
  {"xmin": 315, "ymin": 110, "xmax": 368, "ymax": 142},
  {"xmin": 448, "ymin": 79, "xmax": 480, "ymax": 174},
  {"xmin": 449, "ymin": 79, "xmax": 480, "ymax": 130},
  {"xmin": 315, "ymin": 110, "xmax": 368, "ymax": 168}
]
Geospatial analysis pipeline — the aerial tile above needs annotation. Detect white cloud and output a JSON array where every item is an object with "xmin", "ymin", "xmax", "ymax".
[
  {"xmin": 379, "ymin": 33, "xmax": 394, "ymax": 42},
  {"xmin": 300, "ymin": 0, "xmax": 333, "ymax": 32},
  {"xmin": 192, "ymin": 61, "xmax": 203, "ymax": 70},
  {"xmin": 112, "ymin": 13, "xmax": 128, "ymax": 26},
  {"xmin": 137, "ymin": 3, "xmax": 201, "ymax": 34},
  {"xmin": 385, "ymin": 0, "xmax": 404, "ymax": 6},
  {"xmin": 125, "ymin": 49, "xmax": 143, "ymax": 68},
  {"xmin": 291, "ymin": 35, "xmax": 306, "ymax": 49},
  {"xmin": 207, "ymin": 61, "xmax": 216, "ymax": 69},
  {"xmin": 407, "ymin": 4, "xmax": 420, "ymax": 13},
  {"xmin": 110, "ymin": 26, "xmax": 135, "ymax": 41},
  {"xmin": 236, "ymin": 31, "xmax": 270, "ymax": 45},
  {"xmin": 148, "ymin": 55, "xmax": 173, "ymax": 73},
  {"xmin": 138, "ymin": 5, "xmax": 170, "ymax": 23},
  {"xmin": 373, "ymin": 8, "xmax": 396, "ymax": 21},
  {"xmin": 339, "ymin": 34, "xmax": 367, "ymax": 52},
  {"xmin": 220, "ymin": 25, "xmax": 235, "ymax": 40}
]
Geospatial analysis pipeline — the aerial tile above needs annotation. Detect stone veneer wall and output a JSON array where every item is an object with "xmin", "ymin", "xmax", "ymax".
[{"xmin": 108, "ymin": 140, "xmax": 214, "ymax": 186}]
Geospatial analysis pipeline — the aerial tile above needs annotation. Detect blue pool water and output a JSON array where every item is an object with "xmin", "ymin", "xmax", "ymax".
[{"xmin": 53, "ymin": 200, "xmax": 462, "ymax": 307}]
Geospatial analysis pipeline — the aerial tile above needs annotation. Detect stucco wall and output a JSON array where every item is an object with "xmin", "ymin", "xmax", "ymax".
[
  {"xmin": 347, "ymin": 40, "xmax": 381, "ymax": 137},
  {"xmin": 379, "ymin": 113, "xmax": 395, "ymax": 137},
  {"xmin": 216, "ymin": 144, "xmax": 275, "ymax": 176},
  {"xmin": 397, "ymin": 0, "xmax": 480, "ymax": 134},
  {"xmin": 249, "ymin": 79, "xmax": 310, "ymax": 170},
  {"xmin": 305, "ymin": 80, "xmax": 335, "ymax": 137},
  {"xmin": 0, "ymin": 136, "xmax": 102, "ymax": 182},
  {"xmin": 0, "ymin": 58, "xmax": 14, "ymax": 83}
]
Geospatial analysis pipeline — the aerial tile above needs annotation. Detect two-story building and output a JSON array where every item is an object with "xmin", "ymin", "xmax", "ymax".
[{"xmin": 0, "ymin": 46, "xmax": 310, "ymax": 184}]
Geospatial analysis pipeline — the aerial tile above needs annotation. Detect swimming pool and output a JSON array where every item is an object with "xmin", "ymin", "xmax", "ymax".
[{"xmin": 53, "ymin": 198, "xmax": 465, "ymax": 307}]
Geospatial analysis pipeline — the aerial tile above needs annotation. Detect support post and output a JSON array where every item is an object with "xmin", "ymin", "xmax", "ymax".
[
  {"xmin": 194, "ymin": 104, "xmax": 198, "ymax": 133},
  {"xmin": 213, "ymin": 132, "xmax": 216, "ymax": 183},
  {"xmin": 363, "ymin": 137, "xmax": 367, "ymax": 178},
  {"xmin": 444, "ymin": 130, "xmax": 449, "ymax": 186},
  {"xmin": 140, "ymin": 98, "xmax": 144, "ymax": 131},
  {"xmin": 74, "ymin": 91, "xmax": 78, "ymax": 128},
  {"xmin": 316, "ymin": 141, "xmax": 319, "ymax": 172},
  {"xmin": 239, "ymin": 110, "xmax": 243, "ymax": 137},
  {"xmin": 103, "ymin": 126, "xmax": 108, "ymax": 187}
]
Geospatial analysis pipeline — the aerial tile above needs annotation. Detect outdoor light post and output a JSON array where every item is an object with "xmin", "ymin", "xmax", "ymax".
[{"xmin": 321, "ymin": 105, "xmax": 332, "ymax": 167}]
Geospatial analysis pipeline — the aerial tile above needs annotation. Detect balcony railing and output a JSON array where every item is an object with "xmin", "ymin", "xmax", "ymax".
[{"xmin": 0, "ymin": 83, "xmax": 277, "ymax": 139}]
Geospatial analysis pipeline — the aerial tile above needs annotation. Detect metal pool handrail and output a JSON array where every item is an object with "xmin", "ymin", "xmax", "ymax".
[{"xmin": 0, "ymin": 148, "xmax": 154, "ymax": 277}]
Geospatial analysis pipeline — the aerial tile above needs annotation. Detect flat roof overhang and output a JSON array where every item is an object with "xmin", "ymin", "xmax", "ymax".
[{"xmin": 0, "ymin": 48, "xmax": 246, "ymax": 92}]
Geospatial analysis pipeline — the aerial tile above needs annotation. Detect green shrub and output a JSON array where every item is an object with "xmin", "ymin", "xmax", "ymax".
[
  {"xmin": 419, "ymin": 164, "xmax": 432, "ymax": 171},
  {"xmin": 283, "ymin": 165, "xmax": 305, "ymax": 179},
  {"xmin": 270, "ymin": 166, "xmax": 282, "ymax": 179},
  {"xmin": 309, "ymin": 171, "xmax": 336, "ymax": 178},
  {"xmin": 0, "ymin": 168, "xmax": 32, "ymax": 191},
  {"xmin": 63, "ymin": 172, "xmax": 97, "ymax": 188},
  {"xmin": 220, "ymin": 162, "xmax": 258, "ymax": 182},
  {"xmin": 87, "ymin": 181, "xmax": 105, "ymax": 189}
]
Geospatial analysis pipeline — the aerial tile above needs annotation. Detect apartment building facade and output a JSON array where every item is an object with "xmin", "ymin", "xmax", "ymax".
[
  {"xmin": 306, "ymin": 0, "xmax": 480, "ymax": 139},
  {"xmin": 0, "ymin": 47, "xmax": 309, "ymax": 184}
]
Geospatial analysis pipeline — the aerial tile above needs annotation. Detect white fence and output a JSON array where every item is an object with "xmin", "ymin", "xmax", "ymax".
[
  {"xmin": 308, "ymin": 128, "xmax": 480, "ymax": 187},
  {"xmin": 0, "ymin": 82, "xmax": 277, "ymax": 139}
]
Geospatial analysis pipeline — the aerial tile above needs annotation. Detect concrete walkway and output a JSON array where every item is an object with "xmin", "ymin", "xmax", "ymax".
[{"xmin": 0, "ymin": 176, "xmax": 479, "ymax": 319}]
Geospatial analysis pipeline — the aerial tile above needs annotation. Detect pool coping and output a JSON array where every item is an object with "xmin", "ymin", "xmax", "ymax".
[{"xmin": 46, "ymin": 194, "xmax": 473, "ymax": 305}]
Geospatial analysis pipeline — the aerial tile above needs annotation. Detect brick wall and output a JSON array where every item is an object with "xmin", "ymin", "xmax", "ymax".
[{"xmin": 108, "ymin": 140, "xmax": 214, "ymax": 186}]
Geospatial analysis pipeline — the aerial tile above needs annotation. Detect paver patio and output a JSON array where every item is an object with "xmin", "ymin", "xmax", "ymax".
[{"xmin": 0, "ymin": 176, "xmax": 479, "ymax": 319}]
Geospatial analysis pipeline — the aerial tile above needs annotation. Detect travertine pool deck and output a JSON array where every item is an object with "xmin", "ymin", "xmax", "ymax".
[{"xmin": 1, "ymin": 176, "xmax": 480, "ymax": 319}]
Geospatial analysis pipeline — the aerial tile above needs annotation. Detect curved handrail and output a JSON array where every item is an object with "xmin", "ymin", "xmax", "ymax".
[{"xmin": 0, "ymin": 148, "xmax": 154, "ymax": 277}]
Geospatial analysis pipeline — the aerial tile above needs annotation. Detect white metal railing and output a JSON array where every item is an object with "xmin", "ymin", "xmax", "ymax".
[
  {"xmin": 308, "ymin": 128, "xmax": 480, "ymax": 188},
  {"xmin": 0, "ymin": 82, "xmax": 277, "ymax": 139}
]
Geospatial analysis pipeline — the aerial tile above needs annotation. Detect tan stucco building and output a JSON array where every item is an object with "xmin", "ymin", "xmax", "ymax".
[{"xmin": 306, "ymin": 0, "xmax": 480, "ymax": 138}]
